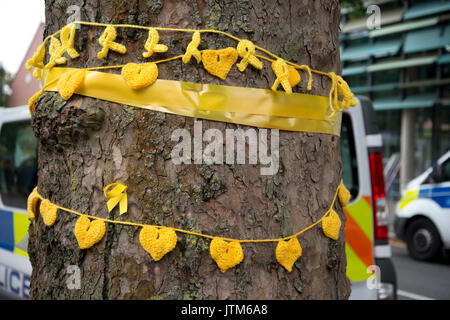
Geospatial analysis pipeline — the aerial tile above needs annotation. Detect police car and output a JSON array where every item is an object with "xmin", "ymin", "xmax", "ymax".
[
  {"xmin": 395, "ymin": 150, "xmax": 450, "ymax": 261},
  {"xmin": 0, "ymin": 99, "xmax": 397, "ymax": 300}
]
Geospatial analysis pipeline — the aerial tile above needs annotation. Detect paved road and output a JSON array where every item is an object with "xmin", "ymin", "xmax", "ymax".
[{"xmin": 391, "ymin": 242, "xmax": 450, "ymax": 300}]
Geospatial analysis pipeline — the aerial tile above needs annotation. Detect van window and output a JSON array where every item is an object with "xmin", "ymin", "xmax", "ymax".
[
  {"xmin": 341, "ymin": 113, "xmax": 359, "ymax": 199},
  {"xmin": 442, "ymin": 158, "xmax": 450, "ymax": 182},
  {"xmin": 0, "ymin": 121, "xmax": 37, "ymax": 209}
]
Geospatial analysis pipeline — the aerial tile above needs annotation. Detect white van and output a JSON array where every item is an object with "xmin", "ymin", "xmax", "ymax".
[
  {"xmin": 0, "ymin": 106, "xmax": 35, "ymax": 299},
  {"xmin": 394, "ymin": 150, "xmax": 450, "ymax": 261},
  {"xmin": 0, "ymin": 100, "xmax": 397, "ymax": 300}
]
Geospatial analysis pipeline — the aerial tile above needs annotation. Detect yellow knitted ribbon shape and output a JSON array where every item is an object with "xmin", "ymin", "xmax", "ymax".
[
  {"xmin": 142, "ymin": 28, "xmax": 168, "ymax": 58},
  {"xmin": 338, "ymin": 179, "xmax": 351, "ymax": 207},
  {"xmin": 45, "ymin": 23, "xmax": 79, "ymax": 70},
  {"xmin": 182, "ymin": 31, "xmax": 202, "ymax": 64},
  {"xmin": 104, "ymin": 183, "xmax": 128, "ymax": 215},
  {"xmin": 276, "ymin": 237, "xmax": 302, "ymax": 272},
  {"xmin": 236, "ymin": 39, "xmax": 263, "ymax": 72},
  {"xmin": 26, "ymin": 43, "xmax": 45, "ymax": 80},
  {"xmin": 97, "ymin": 25, "xmax": 127, "ymax": 59},
  {"xmin": 327, "ymin": 72, "xmax": 358, "ymax": 118},
  {"xmin": 271, "ymin": 59, "xmax": 292, "ymax": 95}
]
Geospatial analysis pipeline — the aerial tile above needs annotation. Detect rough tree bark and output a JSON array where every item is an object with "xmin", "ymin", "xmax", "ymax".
[{"xmin": 29, "ymin": 0, "xmax": 350, "ymax": 299}]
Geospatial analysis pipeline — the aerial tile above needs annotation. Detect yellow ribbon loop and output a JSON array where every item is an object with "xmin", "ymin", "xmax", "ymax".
[
  {"xmin": 327, "ymin": 72, "xmax": 357, "ymax": 118},
  {"xmin": 271, "ymin": 59, "xmax": 292, "ymax": 95},
  {"xmin": 97, "ymin": 26, "xmax": 127, "ymax": 59},
  {"xmin": 26, "ymin": 43, "xmax": 45, "ymax": 79},
  {"xmin": 142, "ymin": 28, "xmax": 168, "ymax": 58},
  {"xmin": 104, "ymin": 183, "xmax": 128, "ymax": 215},
  {"xmin": 182, "ymin": 31, "xmax": 202, "ymax": 64},
  {"xmin": 45, "ymin": 23, "xmax": 79, "ymax": 70},
  {"xmin": 236, "ymin": 39, "xmax": 262, "ymax": 72}
]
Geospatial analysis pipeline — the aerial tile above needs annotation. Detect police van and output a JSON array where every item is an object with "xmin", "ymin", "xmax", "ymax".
[
  {"xmin": 0, "ymin": 98, "xmax": 396, "ymax": 300},
  {"xmin": 394, "ymin": 150, "xmax": 450, "ymax": 261}
]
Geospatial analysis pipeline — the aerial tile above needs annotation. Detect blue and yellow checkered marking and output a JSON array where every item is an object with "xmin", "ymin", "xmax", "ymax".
[{"xmin": 0, "ymin": 209, "xmax": 30, "ymax": 257}]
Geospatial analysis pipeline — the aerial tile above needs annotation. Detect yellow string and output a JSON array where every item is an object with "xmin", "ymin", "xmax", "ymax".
[{"xmin": 34, "ymin": 185, "xmax": 340, "ymax": 244}]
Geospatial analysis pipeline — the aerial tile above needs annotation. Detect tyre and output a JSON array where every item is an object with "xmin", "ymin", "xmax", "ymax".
[{"xmin": 405, "ymin": 218, "xmax": 442, "ymax": 261}]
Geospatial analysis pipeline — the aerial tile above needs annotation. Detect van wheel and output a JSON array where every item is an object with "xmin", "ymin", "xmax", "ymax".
[{"xmin": 405, "ymin": 218, "xmax": 442, "ymax": 261}]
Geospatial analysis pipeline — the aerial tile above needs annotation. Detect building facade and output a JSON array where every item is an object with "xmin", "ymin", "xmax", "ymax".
[{"xmin": 340, "ymin": 0, "xmax": 450, "ymax": 199}]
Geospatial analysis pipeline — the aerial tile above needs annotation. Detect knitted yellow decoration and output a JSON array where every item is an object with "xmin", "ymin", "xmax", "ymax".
[
  {"xmin": 97, "ymin": 25, "xmax": 127, "ymax": 59},
  {"xmin": 27, "ymin": 187, "xmax": 40, "ymax": 220},
  {"xmin": 327, "ymin": 72, "xmax": 358, "ymax": 117},
  {"xmin": 338, "ymin": 180, "xmax": 351, "ymax": 207},
  {"xmin": 201, "ymin": 48, "xmax": 238, "ymax": 80},
  {"xmin": 271, "ymin": 59, "xmax": 292, "ymax": 95},
  {"xmin": 39, "ymin": 199, "xmax": 58, "ymax": 227},
  {"xmin": 28, "ymin": 89, "xmax": 43, "ymax": 114},
  {"xmin": 142, "ymin": 28, "xmax": 168, "ymax": 58},
  {"xmin": 287, "ymin": 66, "xmax": 301, "ymax": 87},
  {"xmin": 275, "ymin": 238, "xmax": 302, "ymax": 272},
  {"xmin": 121, "ymin": 62, "xmax": 158, "ymax": 90},
  {"xmin": 74, "ymin": 215, "xmax": 106, "ymax": 249},
  {"xmin": 182, "ymin": 31, "xmax": 202, "ymax": 64},
  {"xmin": 57, "ymin": 69, "xmax": 86, "ymax": 100},
  {"xmin": 45, "ymin": 23, "xmax": 79, "ymax": 70},
  {"xmin": 322, "ymin": 209, "xmax": 341, "ymax": 241},
  {"xmin": 236, "ymin": 39, "xmax": 262, "ymax": 72},
  {"xmin": 210, "ymin": 238, "xmax": 244, "ymax": 273},
  {"xmin": 26, "ymin": 43, "xmax": 45, "ymax": 80},
  {"xmin": 139, "ymin": 226, "xmax": 177, "ymax": 261}
]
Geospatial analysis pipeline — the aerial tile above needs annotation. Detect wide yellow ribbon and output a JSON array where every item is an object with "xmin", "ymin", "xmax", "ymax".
[
  {"xmin": 42, "ymin": 67, "xmax": 342, "ymax": 136},
  {"xmin": 104, "ymin": 183, "xmax": 128, "ymax": 215}
]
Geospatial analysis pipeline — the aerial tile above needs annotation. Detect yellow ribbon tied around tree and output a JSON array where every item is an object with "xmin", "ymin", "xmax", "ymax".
[{"xmin": 104, "ymin": 183, "xmax": 128, "ymax": 215}]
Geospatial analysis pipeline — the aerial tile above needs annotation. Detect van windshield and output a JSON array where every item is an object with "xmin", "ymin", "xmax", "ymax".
[{"xmin": 0, "ymin": 121, "xmax": 38, "ymax": 209}]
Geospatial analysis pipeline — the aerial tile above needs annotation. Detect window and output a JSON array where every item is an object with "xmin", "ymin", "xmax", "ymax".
[
  {"xmin": 442, "ymin": 158, "xmax": 450, "ymax": 182},
  {"xmin": 0, "ymin": 121, "xmax": 37, "ymax": 209},
  {"xmin": 340, "ymin": 113, "xmax": 359, "ymax": 199}
]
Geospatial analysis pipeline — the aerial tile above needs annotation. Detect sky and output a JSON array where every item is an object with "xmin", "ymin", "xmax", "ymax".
[{"xmin": 0, "ymin": 0, "xmax": 45, "ymax": 75}]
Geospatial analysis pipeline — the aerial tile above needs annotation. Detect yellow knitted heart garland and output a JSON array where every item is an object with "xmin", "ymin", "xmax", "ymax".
[
  {"xmin": 27, "ymin": 21, "xmax": 357, "ymax": 117},
  {"xmin": 27, "ymin": 181, "xmax": 351, "ymax": 273}
]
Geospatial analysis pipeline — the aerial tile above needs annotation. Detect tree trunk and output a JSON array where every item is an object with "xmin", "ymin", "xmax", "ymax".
[{"xmin": 29, "ymin": 0, "xmax": 350, "ymax": 299}]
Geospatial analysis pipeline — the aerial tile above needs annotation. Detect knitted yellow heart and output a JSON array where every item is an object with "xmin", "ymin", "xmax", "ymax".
[
  {"xmin": 210, "ymin": 238, "xmax": 244, "ymax": 273},
  {"xmin": 202, "ymin": 47, "xmax": 238, "ymax": 80},
  {"xmin": 121, "ymin": 62, "xmax": 158, "ymax": 90},
  {"xmin": 275, "ymin": 237, "xmax": 302, "ymax": 272},
  {"xmin": 322, "ymin": 209, "xmax": 341, "ymax": 240},
  {"xmin": 338, "ymin": 180, "xmax": 351, "ymax": 207},
  {"xmin": 139, "ymin": 226, "xmax": 177, "ymax": 261},
  {"xmin": 39, "ymin": 199, "xmax": 58, "ymax": 226},
  {"xmin": 74, "ymin": 215, "xmax": 106, "ymax": 249},
  {"xmin": 57, "ymin": 69, "xmax": 86, "ymax": 100},
  {"xmin": 27, "ymin": 187, "xmax": 40, "ymax": 220}
]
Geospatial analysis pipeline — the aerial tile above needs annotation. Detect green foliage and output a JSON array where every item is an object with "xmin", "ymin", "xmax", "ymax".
[{"xmin": 0, "ymin": 64, "xmax": 12, "ymax": 107}]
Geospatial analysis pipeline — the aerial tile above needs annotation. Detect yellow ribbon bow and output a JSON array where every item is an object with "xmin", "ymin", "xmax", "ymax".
[
  {"xmin": 97, "ymin": 26, "xmax": 127, "ymax": 59},
  {"xmin": 271, "ymin": 59, "xmax": 292, "ymax": 95},
  {"xmin": 236, "ymin": 39, "xmax": 262, "ymax": 72},
  {"xmin": 104, "ymin": 183, "xmax": 128, "ymax": 215},
  {"xmin": 45, "ymin": 23, "xmax": 80, "ymax": 69},
  {"xmin": 142, "ymin": 28, "xmax": 168, "ymax": 58},
  {"xmin": 182, "ymin": 31, "xmax": 202, "ymax": 64}
]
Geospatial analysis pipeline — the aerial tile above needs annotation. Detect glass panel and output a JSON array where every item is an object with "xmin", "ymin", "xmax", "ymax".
[
  {"xmin": 340, "ymin": 113, "xmax": 359, "ymax": 199},
  {"xmin": 0, "ymin": 121, "xmax": 38, "ymax": 209}
]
